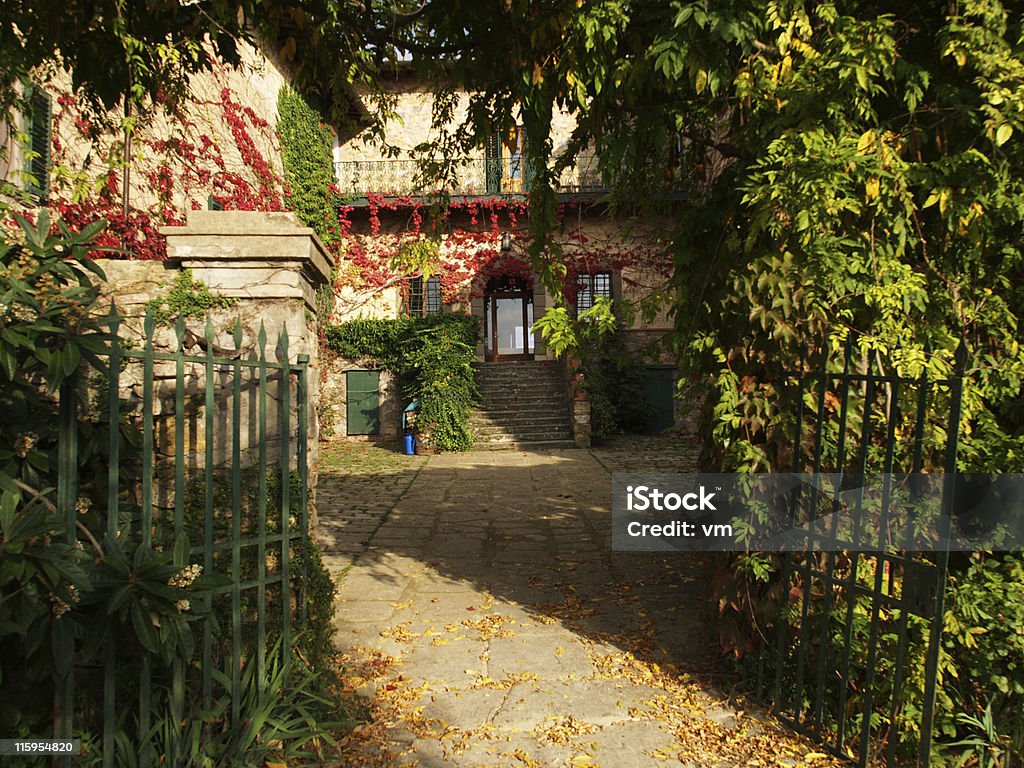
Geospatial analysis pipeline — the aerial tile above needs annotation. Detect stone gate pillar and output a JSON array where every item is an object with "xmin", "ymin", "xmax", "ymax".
[{"xmin": 160, "ymin": 210, "xmax": 333, "ymax": 501}]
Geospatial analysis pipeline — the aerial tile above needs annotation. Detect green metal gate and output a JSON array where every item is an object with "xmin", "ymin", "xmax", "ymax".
[
  {"xmin": 49, "ymin": 311, "xmax": 310, "ymax": 767},
  {"xmin": 755, "ymin": 340, "xmax": 967, "ymax": 767},
  {"xmin": 346, "ymin": 370, "xmax": 380, "ymax": 435}
]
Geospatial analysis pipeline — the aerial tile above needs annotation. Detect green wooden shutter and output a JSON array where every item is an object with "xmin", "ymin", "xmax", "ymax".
[
  {"xmin": 485, "ymin": 131, "xmax": 502, "ymax": 194},
  {"xmin": 346, "ymin": 370, "xmax": 381, "ymax": 435},
  {"xmin": 407, "ymin": 276, "xmax": 425, "ymax": 317},
  {"xmin": 25, "ymin": 88, "xmax": 52, "ymax": 200},
  {"xmin": 522, "ymin": 132, "xmax": 534, "ymax": 192}
]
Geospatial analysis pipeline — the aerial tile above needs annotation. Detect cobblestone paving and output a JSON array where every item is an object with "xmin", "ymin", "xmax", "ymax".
[{"xmin": 316, "ymin": 436, "xmax": 831, "ymax": 768}]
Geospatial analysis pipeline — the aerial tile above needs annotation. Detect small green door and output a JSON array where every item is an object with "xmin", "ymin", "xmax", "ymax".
[
  {"xmin": 643, "ymin": 366, "xmax": 677, "ymax": 434},
  {"xmin": 346, "ymin": 370, "xmax": 380, "ymax": 435}
]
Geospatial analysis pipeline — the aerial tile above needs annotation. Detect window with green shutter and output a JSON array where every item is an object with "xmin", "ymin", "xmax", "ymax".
[{"xmin": 23, "ymin": 87, "xmax": 52, "ymax": 200}]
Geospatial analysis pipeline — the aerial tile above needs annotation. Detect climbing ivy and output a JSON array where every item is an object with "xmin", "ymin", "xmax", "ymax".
[
  {"xmin": 276, "ymin": 87, "xmax": 340, "ymax": 245},
  {"xmin": 145, "ymin": 269, "xmax": 236, "ymax": 327}
]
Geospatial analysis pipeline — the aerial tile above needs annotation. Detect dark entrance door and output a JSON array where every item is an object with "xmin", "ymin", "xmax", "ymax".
[
  {"xmin": 483, "ymin": 277, "xmax": 534, "ymax": 361},
  {"xmin": 642, "ymin": 366, "xmax": 677, "ymax": 433}
]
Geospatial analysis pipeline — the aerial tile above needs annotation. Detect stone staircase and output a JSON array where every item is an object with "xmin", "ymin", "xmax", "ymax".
[{"xmin": 470, "ymin": 361, "xmax": 577, "ymax": 450}]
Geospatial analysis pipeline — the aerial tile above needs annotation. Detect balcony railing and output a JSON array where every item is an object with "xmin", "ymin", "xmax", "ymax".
[{"xmin": 333, "ymin": 154, "xmax": 605, "ymax": 198}]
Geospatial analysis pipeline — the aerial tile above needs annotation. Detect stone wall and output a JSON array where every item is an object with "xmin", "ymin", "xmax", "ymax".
[{"xmin": 336, "ymin": 80, "xmax": 583, "ymax": 163}]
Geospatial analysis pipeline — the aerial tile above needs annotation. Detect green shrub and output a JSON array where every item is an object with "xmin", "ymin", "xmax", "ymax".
[
  {"xmin": 940, "ymin": 554, "xmax": 1024, "ymax": 764},
  {"xmin": 145, "ymin": 268, "xmax": 235, "ymax": 326},
  {"xmin": 578, "ymin": 336, "xmax": 657, "ymax": 440}
]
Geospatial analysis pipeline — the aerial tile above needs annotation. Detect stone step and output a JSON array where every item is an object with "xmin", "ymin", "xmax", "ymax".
[
  {"xmin": 472, "ymin": 438, "xmax": 579, "ymax": 451},
  {"xmin": 469, "ymin": 413, "xmax": 573, "ymax": 428},
  {"xmin": 473, "ymin": 436, "xmax": 577, "ymax": 448},
  {"xmin": 475, "ymin": 367, "xmax": 564, "ymax": 384},
  {"xmin": 477, "ymin": 407, "xmax": 569, "ymax": 419},
  {"xmin": 472, "ymin": 424, "xmax": 573, "ymax": 439},
  {"xmin": 477, "ymin": 372, "xmax": 564, "ymax": 383},
  {"xmin": 475, "ymin": 387, "xmax": 565, "ymax": 399},
  {"xmin": 476, "ymin": 393, "xmax": 568, "ymax": 407}
]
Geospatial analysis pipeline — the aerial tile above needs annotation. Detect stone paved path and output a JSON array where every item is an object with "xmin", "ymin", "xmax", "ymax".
[{"xmin": 316, "ymin": 437, "xmax": 831, "ymax": 768}]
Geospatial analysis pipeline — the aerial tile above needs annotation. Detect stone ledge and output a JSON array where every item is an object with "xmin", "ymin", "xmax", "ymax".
[{"xmin": 161, "ymin": 211, "xmax": 333, "ymax": 310}]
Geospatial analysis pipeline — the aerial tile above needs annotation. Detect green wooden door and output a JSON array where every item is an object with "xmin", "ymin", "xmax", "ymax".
[
  {"xmin": 642, "ymin": 366, "xmax": 677, "ymax": 434},
  {"xmin": 346, "ymin": 370, "xmax": 380, "ymax": 435}
]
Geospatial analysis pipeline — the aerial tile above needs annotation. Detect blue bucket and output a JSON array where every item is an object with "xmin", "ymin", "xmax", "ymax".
[{"xmin": 403, "ymin": 433, "xmax": 416, "ymax": 455}]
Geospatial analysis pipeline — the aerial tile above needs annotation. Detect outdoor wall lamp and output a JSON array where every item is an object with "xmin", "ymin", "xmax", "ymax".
[{"xmin": 501, "ymin": 232, "xmax": 512, "ymax": 252}]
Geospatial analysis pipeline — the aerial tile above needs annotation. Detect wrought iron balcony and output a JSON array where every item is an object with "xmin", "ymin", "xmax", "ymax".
[{"xmin": 333, "ymin": 154, "xmax": 605, "ymax": 199}]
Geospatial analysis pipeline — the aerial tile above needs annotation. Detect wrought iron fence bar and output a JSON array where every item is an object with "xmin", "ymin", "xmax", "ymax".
[
  {"xmin": 103, "ymin": 309, "xmax": 121, "ymax": 768},
  {"xmin": 770, "ymin": 345, "xmax": 807, "ymax": 710},
  {"xmin": 169, "ymin": 316, "xmax": 188, "ymax": 765},
  {"xmin": 918, "ymin": 343, "xmax": 967, "ymax": 766},
  {"xmin": 911, "ymin": 378, "xmax": 929, "ymax": 475},
  {"xmin": 136, "ymin": 324, "xmax": 155, "ymax": 765},
  {"xmin": 296, "ymin": 353, "xmax": 309, "ymax": 624},
  {"xmin": 857, "ymin": 379, "xmax": 902, "ymax": 764},
  {"xmin": 55, "ymin": 377, "xmax": 78, "ymax": 766},
  {"xmin": 278, "ymin": 328, "xmax": 292, "ymax": 678},
  {"xmin": 174, "ymin": 317, "xmax": 186, "ymax": 544},
  {"xmin": 141, "ymin": 316, "xmax": 155, "ymax": 547},
  {"xmin": 230, "ymin": 319, "xmax": 244, "ymax": 728},
  {"xmin": 835, "ymin": 361, "xmax": 876, "ymax": 757},
  {"xmin": 257, "ymin": 324, "xmax": 269, "ymax": 701},
  {"xmin": 203, "ymin": 317, "xmax": 216, "ymax": 703}
]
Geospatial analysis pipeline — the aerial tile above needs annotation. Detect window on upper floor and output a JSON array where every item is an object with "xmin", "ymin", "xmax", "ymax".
[
  {"xmin": 406, "ymin": 275, "xmax": 442, "ymax": 317},
  {"xmin": 1, "ymin": 84, "xmax": 52, "ymax": 200},
  {"xmin": 485, "ymin": 125, "xmax": 531, "ymax": 195},
  {"xmin": 22, "ymin": 86, "xmax": 52, "ymax": 200},
  {"xmin": 574, "ymin": 271, "xmax": 612, "ymax": 315}
]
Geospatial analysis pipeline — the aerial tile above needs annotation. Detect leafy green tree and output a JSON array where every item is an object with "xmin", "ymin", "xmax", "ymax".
[{"xmin": 0, "ymin": 0, "xmax": 381, "ymax": 130}]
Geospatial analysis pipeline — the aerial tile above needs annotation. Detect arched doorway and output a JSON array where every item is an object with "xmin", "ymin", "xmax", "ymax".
[{"xmin": 483, "ymin": 275, "xmax": 534, "ymax": 361}]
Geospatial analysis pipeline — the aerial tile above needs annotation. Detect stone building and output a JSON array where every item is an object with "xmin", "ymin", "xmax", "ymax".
[{"xmin": 325, "ymin": 69, "xmax": 684, "ymax": 446}]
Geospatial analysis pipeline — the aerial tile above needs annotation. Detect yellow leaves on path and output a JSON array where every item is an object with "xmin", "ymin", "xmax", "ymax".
[
  {"xmin": 535, "ymin": 715, "xmax": 600, "ymax": 746},
  {"xmin": 461, "ymin": 613, "xmax": 516, "ymax": 640},
  {"xmin": 469, "ymin": 671, "xmax": 539, "ymax": 690}
]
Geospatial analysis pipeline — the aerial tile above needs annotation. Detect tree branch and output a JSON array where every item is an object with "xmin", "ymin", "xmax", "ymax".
[{"xmin": 11, "ymin": 478, "xmax": 104, "ymax": 558}]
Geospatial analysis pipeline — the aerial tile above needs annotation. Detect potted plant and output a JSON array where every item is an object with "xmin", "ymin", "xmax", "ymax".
[
  {"xmin": 572, "ymin": 370, "xmax": 589, "ymax": 400},
  {"xmin": 413, "ymin": 429, "xmax": 437, "ymax": 455}
]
